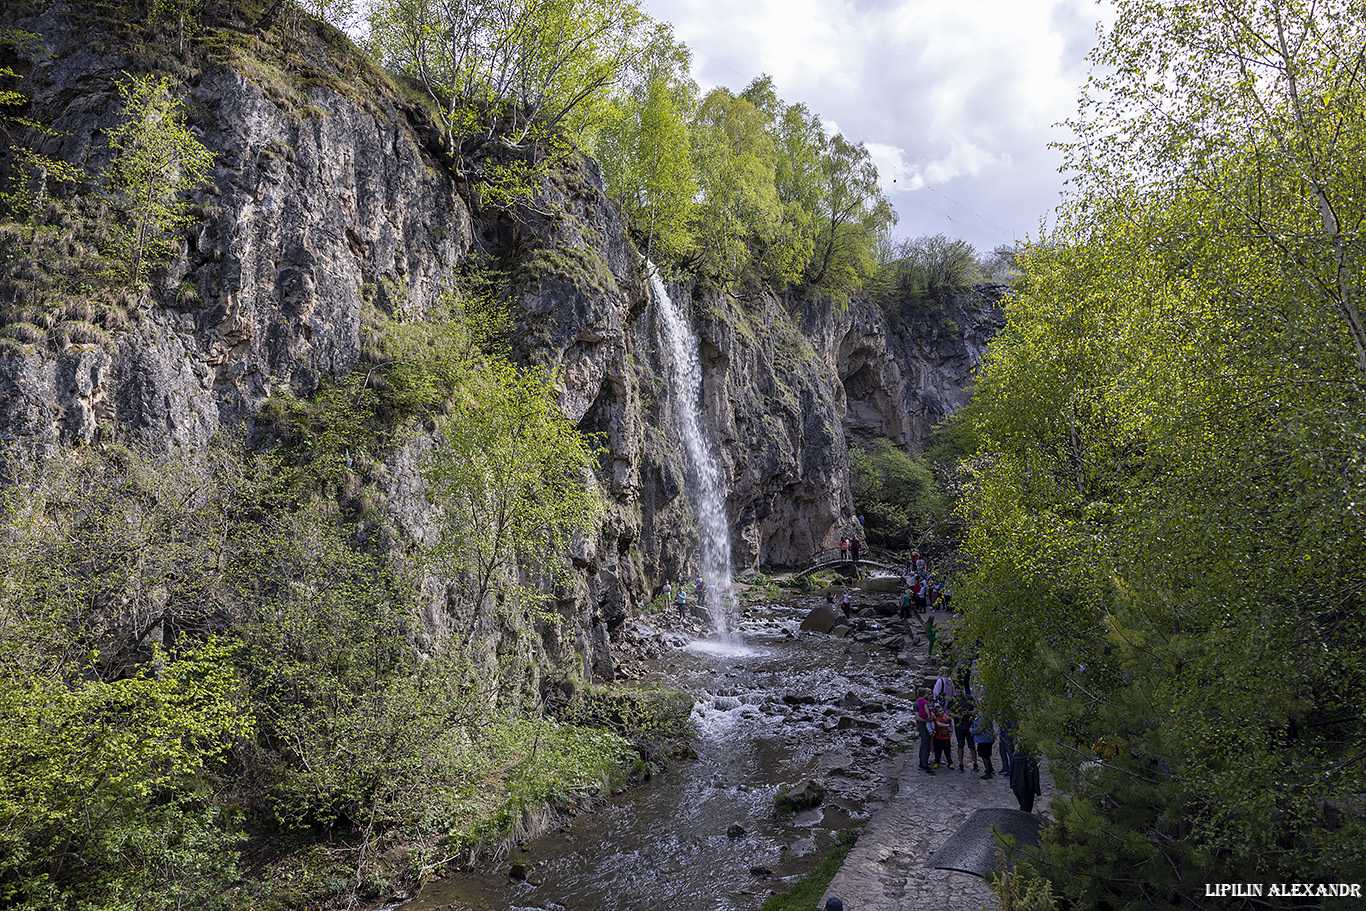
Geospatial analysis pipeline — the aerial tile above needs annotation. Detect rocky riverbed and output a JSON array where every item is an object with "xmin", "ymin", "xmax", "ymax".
[{"xmin": 395, "ymin": 582, "xmax": 958, "ymax": 911}]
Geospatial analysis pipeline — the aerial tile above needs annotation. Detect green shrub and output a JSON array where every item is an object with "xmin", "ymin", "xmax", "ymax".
[{"xmin": 849, "ymin": 439, "xmax": 950, "ymax": 550}]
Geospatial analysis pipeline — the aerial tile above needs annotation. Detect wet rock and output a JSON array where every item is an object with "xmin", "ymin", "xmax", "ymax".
[
  {"xmin": 782, "ymin": 693, "xmax": 818, "ymax": 706},
  {"xmin": 727, "ymin": 823, "xmax": 747, "ymax": 839},
  {"xmin": 776, "ymin": 780, "xmax": 826, "ymax": 813},
  {"xmin": 848, "ymin": 641, "xmax": 866, "ymax": 655},
  {"xmin": 801, "ymin": 604, "xmax": 843, "ymax": 633},
  {"xmin": 750, "ymin": 866, "xmax": 773, "ymax": 878},
  {"xmin": 509, "ymin": 863, "xmax": 529, "ymax": 880},
  {"xmin": 832, "ymin": 625, "xmax": 851, "ymax": 638}
]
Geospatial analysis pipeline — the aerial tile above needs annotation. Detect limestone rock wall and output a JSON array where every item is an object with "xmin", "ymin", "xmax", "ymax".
[
  {"xmin": 1, "ymin": 5, "xmax": 472, "ymax": 451},
  {"xmin": 825, "ymin": 288, "xmax": 1007, "ymax": 453},
  {"xmin": 0, "ymin": 4, "xmax": 999, "ymax": 682}
]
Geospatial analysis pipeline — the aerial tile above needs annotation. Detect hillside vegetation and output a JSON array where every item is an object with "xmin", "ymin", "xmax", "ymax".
[
  {"xmin": 956, "ymin": 0, "xmax": 1366, "ymax": 905},
  {"xmin": 0, "ymin": 3, "xmax": 697, "ymax": 908}
]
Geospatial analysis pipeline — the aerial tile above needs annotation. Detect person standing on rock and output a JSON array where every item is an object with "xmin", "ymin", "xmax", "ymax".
[
  {"xmin": 663, "ymin": 580, "xmax": 672, "ymax": 609},
  {"xmin": 925, "ymin": 616, "xmax": 939, "ymax": 656},
  {"xmin": 916, "ymin": 687, "xmax": 936, "ymax": 774},
  {"xmin": 675, "ymin": 587, "xmax": 687, "ymax": 619},
  {"xmin": 840, "ymin": 589, "xmax": 852, "ymax": 619},
  {"xmin": 899, "ymin": 587, "xmax": 913, "ymax": 621}
]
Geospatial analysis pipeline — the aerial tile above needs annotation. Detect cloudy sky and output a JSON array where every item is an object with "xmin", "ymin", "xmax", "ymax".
[{"xmin": 640, "ymin": 0, "xmax": 1113, "ymax": 252}]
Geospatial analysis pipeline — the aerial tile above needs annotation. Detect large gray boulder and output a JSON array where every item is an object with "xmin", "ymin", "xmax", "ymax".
[{"xmin": 801, "ymin": 603, "xmax": 844, "ymax": 633}]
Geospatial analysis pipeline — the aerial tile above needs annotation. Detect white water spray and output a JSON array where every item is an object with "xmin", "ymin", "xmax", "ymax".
[{"xmin": 650, "ymin": 267, "xmax": 738, "ymax": 641}]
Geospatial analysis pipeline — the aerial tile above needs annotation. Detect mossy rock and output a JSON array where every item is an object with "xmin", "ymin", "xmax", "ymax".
[{"xmin": 775, "ymin": 780, "xmax": 825, "ymax": 815}]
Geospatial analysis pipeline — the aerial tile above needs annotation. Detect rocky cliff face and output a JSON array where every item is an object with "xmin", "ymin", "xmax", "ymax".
[
  {"xmin": 827, "ymin": 288, "xmax": 1006, "ymax": 453},
  {"xmin": 0, "ymin": 4, "xmax": 472, "ymax": 451},
  {"xmin": 0, "ymin": 3, "xmax": 999, "ymax": 682}
]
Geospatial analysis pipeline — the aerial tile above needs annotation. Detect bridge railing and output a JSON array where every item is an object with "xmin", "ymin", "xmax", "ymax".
[
  {"xmin": 805, "ymin": 545, "xmax": 904, "ymax": 567},
  {"xmin": 793, "ymin": 546, "xmax": 907, "ymax": 579}
]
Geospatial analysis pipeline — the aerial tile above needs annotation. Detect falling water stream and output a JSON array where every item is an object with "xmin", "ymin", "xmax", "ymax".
[{"xmin": 649, "ymin": 268, "xmax": 737, "ymax": 641}]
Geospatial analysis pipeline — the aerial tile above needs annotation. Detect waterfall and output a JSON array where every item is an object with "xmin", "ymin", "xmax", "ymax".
[{"xmin": 650, "ymin": 268, "xmax": 737, "ymax": 641}]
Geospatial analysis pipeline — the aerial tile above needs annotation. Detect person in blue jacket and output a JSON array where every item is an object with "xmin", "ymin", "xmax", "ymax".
[{"xmin": 972, "ymin": 714, "xmax": 996, "ymax": 779}]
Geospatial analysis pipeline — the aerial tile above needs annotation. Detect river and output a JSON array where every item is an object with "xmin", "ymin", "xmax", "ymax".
[{"xmin": 397, "ymin": 590, "xmax": 923, "ymax": 911}]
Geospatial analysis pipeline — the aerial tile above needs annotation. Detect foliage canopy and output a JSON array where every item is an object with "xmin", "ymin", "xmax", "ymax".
[{"xmin": 956, "ymin": 0, "xmax": 1366, "ymax": 903}]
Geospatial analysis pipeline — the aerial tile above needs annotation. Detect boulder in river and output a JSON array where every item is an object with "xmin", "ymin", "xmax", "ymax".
[
  {"xmin": 801, "ymin": 603, "xmax": 843, "ymax": 633},
  {"xmin": 776, "ymin": 780, "xmax": 826, "ymax": 814}
]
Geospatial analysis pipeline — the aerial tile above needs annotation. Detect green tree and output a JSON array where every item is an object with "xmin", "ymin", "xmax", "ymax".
[
  {"xmin": 878, "ymin": 233, "xmax": 983, "ymax": 306},
  {"xmin": 0, "ymin": 443, "xmax": 257, "ymax": 911},
  {"xmin": 366, "ymin": 0, "xmax": 648, "ymax": 172},
  {"xmin": 754, "ymin": 80, "xmax": 823, "ymax": 290},
  {"xmin": 593, "ymin": 23, "xmax": 698, "ymax": 264},
  {"xmin": 294, "ymin": 0, "xmax": 357, "ymax": 29},
  {"xmin": 955, "ymin": 2, "xmax": 1366, "ymax": 900},
  {"xmin": 102, "ymin": 73, "xmax": 214, "ymax": 284},
  {"xmin": 804, "ymin": 133, "xmax": 896, "ymax": 298},
  {"xmin": 423, "ymin": 358, "xmax": 603, "ymax": 652},
  {"xmin": 1064, "ymin": 0, "xmax": 1366, "ymax": 371},
  {"xmin": 689, "ymin": 87, "xmax": 782, "ymax": 286},
  {"xmin": 149, "ymin": 0, "xmax": 202, "ymax": 54},
  {"xmin": 849, "ymin": 438, "xmax": 950, "ymax": 550},
  {"xmin": 958, "ymin": 157, "xmax": 1366, "ymax": 908}
]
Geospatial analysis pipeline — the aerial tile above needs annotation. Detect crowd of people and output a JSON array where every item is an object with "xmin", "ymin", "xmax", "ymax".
[
  {"xmin": 914, "ymin": 664, "xmax": 1041, "ymax": 812},
  {"xmin": 661, "ymin": 577, "xmax": 718, "ymax": 619}
]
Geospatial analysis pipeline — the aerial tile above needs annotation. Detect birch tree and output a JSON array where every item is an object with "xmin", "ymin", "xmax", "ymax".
[
  {"xmin": 103, "ymin": 74, "xmax": 214, "ymax": 285},
  {"xmin": 1064, "ymin": 0, "xmax": 1366, "ymax": 371}
]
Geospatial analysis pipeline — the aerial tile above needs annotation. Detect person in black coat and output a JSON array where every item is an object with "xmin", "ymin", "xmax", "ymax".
[{"xmin": 1010, "ymin": 751, "xmax": 1042, "ymax": 812}]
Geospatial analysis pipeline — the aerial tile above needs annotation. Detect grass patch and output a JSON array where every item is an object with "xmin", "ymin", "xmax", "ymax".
[{"xmin": 760, "ymin": 828, "xmax": 860, "ymax": 911}]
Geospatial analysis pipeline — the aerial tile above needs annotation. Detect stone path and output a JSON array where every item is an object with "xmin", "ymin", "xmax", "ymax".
[
  {"xmin": 810, "ymin": 595, "xmax": 1054, "ymax": 911},
  {"xmin": 818, "ymin": 742, "xmax": 1053, "ymax": 911}
]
